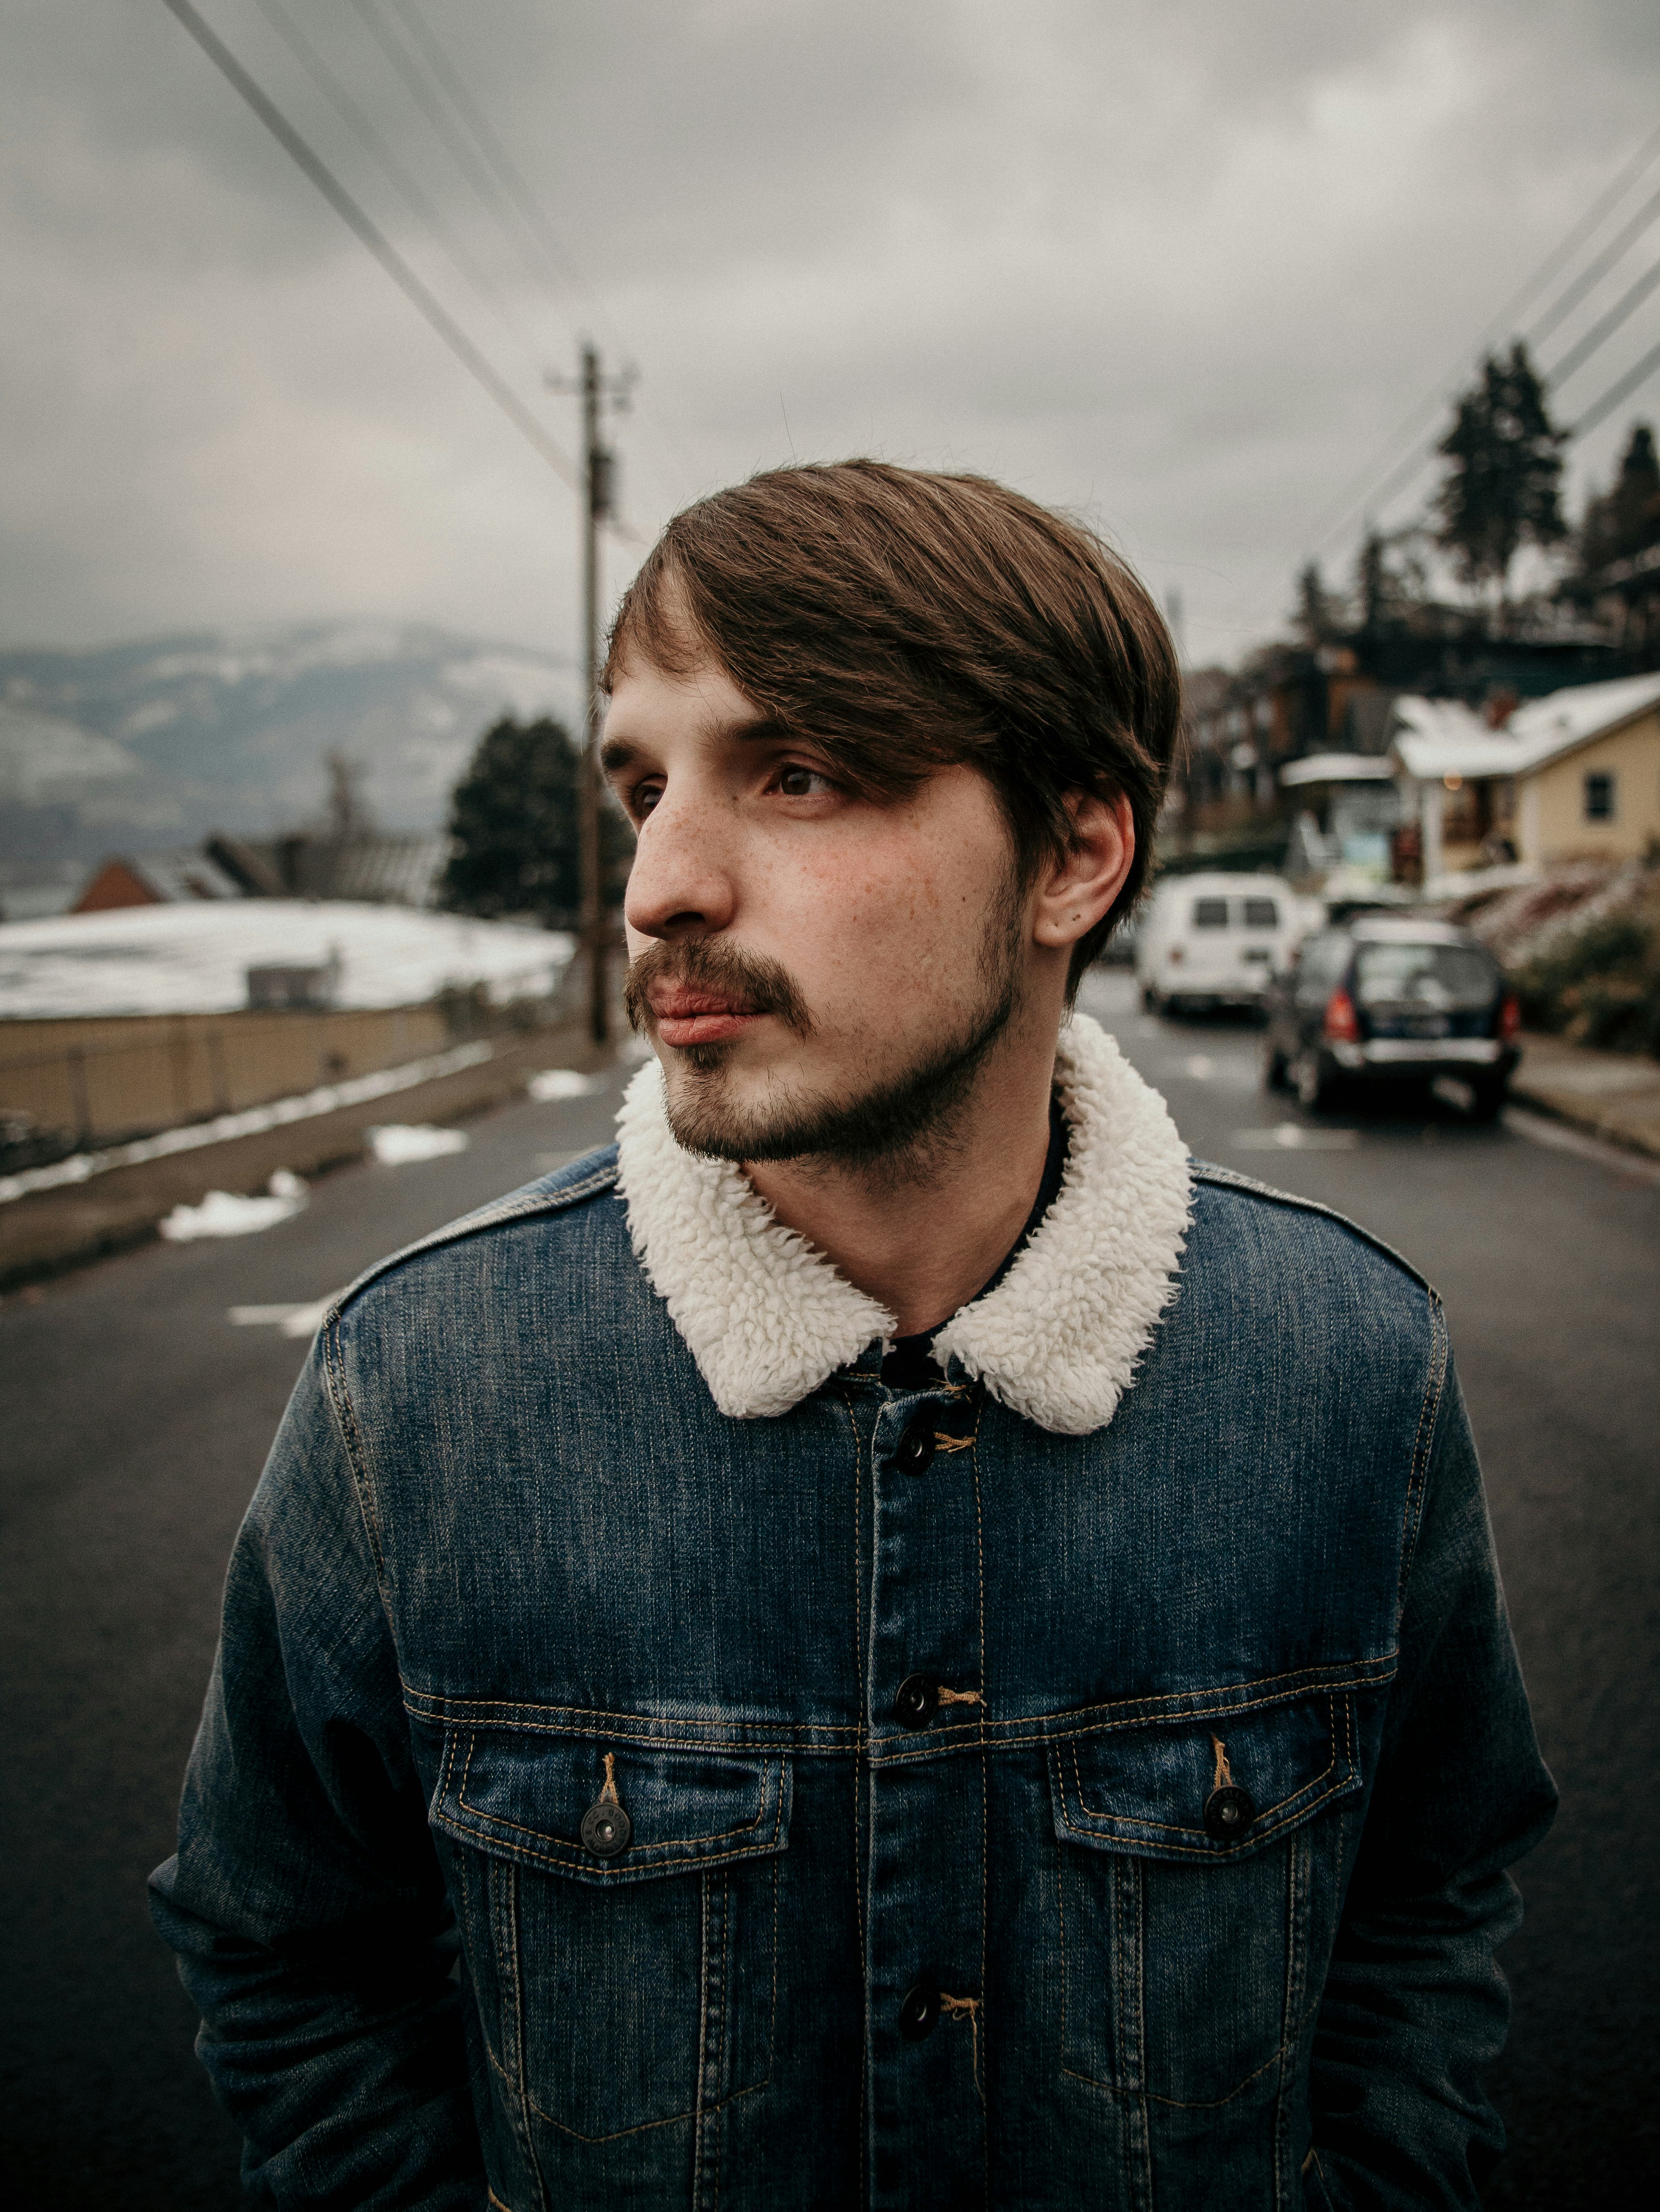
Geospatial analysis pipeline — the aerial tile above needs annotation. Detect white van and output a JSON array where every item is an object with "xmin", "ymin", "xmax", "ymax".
[{"xmin": 1134, "ymin": 872, "xmax": 1302, "ymax": 1014}]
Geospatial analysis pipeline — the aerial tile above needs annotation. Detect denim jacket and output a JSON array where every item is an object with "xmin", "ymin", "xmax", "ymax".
[{"xmin": 151, "ymin": 1016, "xmax": 1555, "ymax": 2210}]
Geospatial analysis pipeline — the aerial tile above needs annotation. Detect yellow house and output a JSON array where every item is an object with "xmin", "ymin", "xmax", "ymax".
[{"xmin": 1508, "ymin": 674, "xmax": 1660, "ymax": 866}]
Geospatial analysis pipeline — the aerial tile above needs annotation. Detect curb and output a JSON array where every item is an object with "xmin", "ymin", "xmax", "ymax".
[{"xmin": 1509, "ymin": 1043, "xmax": 1660, "ymax": 1165}]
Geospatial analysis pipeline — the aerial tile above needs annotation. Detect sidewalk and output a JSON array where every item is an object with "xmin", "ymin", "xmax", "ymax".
[{"xmin": 1511, "ymin": 1029, "xmax": 1660, "ymax": 1161}]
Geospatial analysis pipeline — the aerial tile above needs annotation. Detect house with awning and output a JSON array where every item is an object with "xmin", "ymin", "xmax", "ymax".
[{"xmin": 1388, "ymin": 674, "xmax": 1660, "ymax": 881}]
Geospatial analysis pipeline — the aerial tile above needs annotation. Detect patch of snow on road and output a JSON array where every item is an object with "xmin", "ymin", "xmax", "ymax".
[
  {"xmin": 528, "ymin": 1068, "xmax": 602, "ymax": 1101},
  {"xmin": 367, "ymin": 1123, "xmax": 470, "ymax": 1164},
  {"xmin": 161, "ymin": 1171, "xmax": 306, "ymax": 1241}
]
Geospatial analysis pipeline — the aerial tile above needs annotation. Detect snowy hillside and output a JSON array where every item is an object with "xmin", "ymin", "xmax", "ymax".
[
  {"xmin": 0, "ymin": 622, "xmax": 580, "ymax": 868},
  {"xmin": 0, "ymin": 901, "xmax": 574, "ymax": 1019}
]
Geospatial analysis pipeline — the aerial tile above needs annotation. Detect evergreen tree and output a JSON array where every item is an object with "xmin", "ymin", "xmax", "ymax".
[
  {"xmin": 1294, "ymin": 559, "xmax": 1336, "ymax": 646},
  {"xmin": 1433, "ymin": 341, "xmax": 1566, "ymax": 614},
  {"xmin": 439, "ymin": 716, "xmax": 629, "ymax": 927},
  {"xmin": 1355, "ymin": 530, "xmax": 1392, "ymax": 635},
  {"xmin": 1581, "ymin": 421, "xmax": 1660, "ymax": 574}
]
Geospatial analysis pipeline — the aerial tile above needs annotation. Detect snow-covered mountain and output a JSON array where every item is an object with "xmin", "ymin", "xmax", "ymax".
[{"xmin": 0, "ymin": 622, "xmax": 579, "ymax": 877}]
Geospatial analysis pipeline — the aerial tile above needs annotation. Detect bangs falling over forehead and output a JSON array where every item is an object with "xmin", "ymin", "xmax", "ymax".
[{"xmin": 603, "ymin": 461, "xmax": 1180, "ymax": 983}]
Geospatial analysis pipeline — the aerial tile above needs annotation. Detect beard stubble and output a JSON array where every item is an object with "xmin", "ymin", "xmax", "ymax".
[{"xmin": 624, "ymin": 875, "xmax": 1027, "ymax": 1171}]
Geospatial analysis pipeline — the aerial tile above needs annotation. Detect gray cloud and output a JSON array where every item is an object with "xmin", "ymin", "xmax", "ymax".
[{"xmin": 3, "ymin": 0, "xmax": 1658, "ymax": 665}]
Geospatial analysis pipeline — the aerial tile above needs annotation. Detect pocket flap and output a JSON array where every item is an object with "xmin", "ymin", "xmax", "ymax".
[
  {"xmin": 433, "ymin": 1730, "xmax": 791, "ymax": 1885},
  {"xmin": 1051, "ymin": 1693, "xmax": 1358, "ymax": 1862}
]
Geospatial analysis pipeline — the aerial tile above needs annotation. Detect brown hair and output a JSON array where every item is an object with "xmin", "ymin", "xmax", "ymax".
[{"xmin": 603, "ymin": 460, "xmax": 1180, "ymax": 988}]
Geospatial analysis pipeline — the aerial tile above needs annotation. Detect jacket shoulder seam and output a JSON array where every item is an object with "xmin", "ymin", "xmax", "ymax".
[
  {"xmin": 330, "ymin": 1155, "xmax": 621, "ymax": 1321},
  {"xmin": 1188, "ymin": 1161, "xmax": 1435, "ymax": 1295}
]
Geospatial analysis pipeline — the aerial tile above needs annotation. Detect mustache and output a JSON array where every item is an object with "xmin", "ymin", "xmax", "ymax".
[{"xmin": 624, "ymin": 938, "xmax": 814, "ymax": 1042}]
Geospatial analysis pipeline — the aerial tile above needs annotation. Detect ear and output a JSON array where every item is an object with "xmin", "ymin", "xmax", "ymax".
[{"xmin": 1030, "ymin": 792, "xmax": 1136, "ymax": 951}]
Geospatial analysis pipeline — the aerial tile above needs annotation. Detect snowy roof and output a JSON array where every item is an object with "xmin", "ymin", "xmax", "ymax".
[
  {"xmin": 1279, "ymin": 753, "xmax": 1397, "ymax": 787},
  {"xmin": 1386, "ymin": 698, "xmax": 1516, "ymax": 782},
  {"xmin": 120, "ymin": 848, "xmax": 247, "ymax": 903},
  {"xmin": 1389, "ymin": 675, "xmax": 1660, "ymax": 783},
  {"xmin": 0, "ymin": 900, "xmax": 573, "ymax": 1019},
  {"xmin": 1503, "ymin": 673, "xmax": 1660, "ymax": 773}
]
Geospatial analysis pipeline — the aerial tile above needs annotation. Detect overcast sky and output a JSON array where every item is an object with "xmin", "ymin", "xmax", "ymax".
[{"xmin": 4, "ymin": 0, "xmax": 1659, "ymax": 671}]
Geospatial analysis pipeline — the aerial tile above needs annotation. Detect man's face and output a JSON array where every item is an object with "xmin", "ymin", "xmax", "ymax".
[{"xmin": 603, "ymin": 646, "xmax": 1034, "ymax": 1165}]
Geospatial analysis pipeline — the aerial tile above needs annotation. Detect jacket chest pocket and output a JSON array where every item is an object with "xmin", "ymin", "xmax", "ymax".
[
  {"xmin": 1049, "ymin": 1695, "xmax": 1359, "ymax": 2113},
  {"xmin": 432, "ymin": 1729, "xmax": 791, "ymax": 2147}
]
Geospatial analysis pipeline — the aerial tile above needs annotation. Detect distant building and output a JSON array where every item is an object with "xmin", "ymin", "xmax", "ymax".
[
  {"xmin": 69, "ymin": 830, "xmax": 447, "ymax": 915},
  {"xmin": 72, "ymin": 845, "xmax": 248, "ymax": 912},
  {"xmin": 1387, "ymin": 673, "xmax": 1660, "ymax": 880}
]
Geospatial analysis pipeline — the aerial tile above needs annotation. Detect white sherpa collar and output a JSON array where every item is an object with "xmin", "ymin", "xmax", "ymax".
[{"xmin": 614, "ymin": 1012, "xmax": 1192, "ymax": 1434}]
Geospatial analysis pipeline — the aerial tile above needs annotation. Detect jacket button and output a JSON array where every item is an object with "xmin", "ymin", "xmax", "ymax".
[
  {"xmin": 1203, "ymin": 1784, "xmax": 1256, "ymax": 1841},
  {"xmin": 898, "ymin": 1978, "xmax": 940, "ymax": 2040},
  {"xmin": 894, "ymin": 1673, "xmax": 940, "ymax": 1730},
  {"xmin": 580, "ymin": 1799, "xmax": 632, "ymax": 1858},
  {"xmin": 892, "ymin": 1417, "xmax": 936, "ymax": 1475}
]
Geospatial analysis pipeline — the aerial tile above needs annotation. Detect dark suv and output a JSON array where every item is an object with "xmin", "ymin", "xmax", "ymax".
[{"xmin": 1263, "ymin": 917, "xmax": 1521, "ymax": 1119}]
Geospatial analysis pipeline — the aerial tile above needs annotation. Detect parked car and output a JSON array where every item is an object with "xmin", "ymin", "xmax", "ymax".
[
  {"xmin": 1262, "ymin": 917, "xmax": 1521, "ymax": 1119},
  {"xmin": 1135, "ymin": 872, "xmax": 1300, "ymax": 1014}
]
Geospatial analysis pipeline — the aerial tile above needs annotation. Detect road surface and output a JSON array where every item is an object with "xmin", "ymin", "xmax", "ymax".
[{"xmin": 1, "ymin": 984, "xmax": 1653, "ymax": 2207}]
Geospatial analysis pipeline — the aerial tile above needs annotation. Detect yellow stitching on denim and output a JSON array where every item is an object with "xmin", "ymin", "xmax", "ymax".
[
  {"xmin": 1054, "ymin": 1767, "xmax": 1070, "ymax": 2054},
  {"xmin": 937, "ymin": 1687, "xmax": 982, "ymax": 1707},
  {"xmin": 487, "ymin": 2189, "xmax": 519, "ymax": 2212},
  {"xmin": 454, "ymin": 1758, "xmax": 771, "ymax": 1853},
  {"xmin": 404, "ymin": 1688, "xmax": 861, "ymax": 1739},
  {"xmin": 442, "ymin": 1774, "xmax": 785, "ymax": 1874},
  {"xmin": 415, "ymin": 1666, "xmax": 1387, "ymax": 1765},
  {"xmin": 940, "ymin": 1993, "xmax": 983, "ymax": 2106},
  {"xmin": 970, "ymin": 1382, "xmax": 988, "ymax": 2175},
  {"xmin": 322, "ymin": 1318, "xmax": 389, "ymax": 1587},
  {"xmin": 1060, "ymin": 1704, "xmax": 1345, "ymax": 1844},
  {"xmin": 1398, "ymin": 1289, "xmax": 1449, "ymax": 1605},
  {"xmin": 1211, "ymin": 1736, "xmax": 1234, "ymax": 1791},
  {"xmin": 523, "ymin": 2076, "xmax": 766, "ymax": 2145},
  {"xmin": 931, "ymin": 1433, "xmax": 973, "ymax": 1452},
  {"xmin": 691, "ymin": 1871, "xmax": 712, "ymax": 2194}
]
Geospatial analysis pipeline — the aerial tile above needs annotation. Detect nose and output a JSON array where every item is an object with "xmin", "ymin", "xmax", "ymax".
[{"xmin": 622, "ymin": 785, "xmax": 737, "ymax": 944}]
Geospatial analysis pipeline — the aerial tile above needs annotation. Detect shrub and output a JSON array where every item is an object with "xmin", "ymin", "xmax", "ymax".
[{"xmin": 1513, "ymin": 893, "xmax": 1660, "ymax": 1057}]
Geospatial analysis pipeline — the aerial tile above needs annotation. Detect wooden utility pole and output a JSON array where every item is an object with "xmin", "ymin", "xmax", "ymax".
[
  {"xmin": 579, "ymin": 345, "xmax": 608, "ymax": 1045},
  {"xmin": 552, "ymin": 345, "xmax": 633, "ymax": 1045}
]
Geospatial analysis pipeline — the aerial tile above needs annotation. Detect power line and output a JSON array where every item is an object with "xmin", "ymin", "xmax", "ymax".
[
  {"xmin": 1544, "ymin": 252, "xmax": 1660, "ymax": 391},
  {"xmin": 1570, "ymin": 334, "xmax": 1660, "ymax": 440},
  {"xmin": 380, "ymin": 0, "xmax": 700, "ymax": 506},
  {"xmin": 395, "ymin": 0, "xmax": 592, "ymax": 305},
  {"xmin": 347, "ymin": 0, "xmax": 548, "ymax": 295},
  {"xmin": 248, "ymin": 0, "xmax": 545, "ymax": 363},
  {"xmin": 1306, "ymin": 118, "xmax": 1660, "ymax": 556},
  {"xmin": 1525, "ymin": 181, "xmax": 1660, "ymax": 352},
  {"xmin": 157, "ymin": 0, "xmax": 580, "ymax": 489}
]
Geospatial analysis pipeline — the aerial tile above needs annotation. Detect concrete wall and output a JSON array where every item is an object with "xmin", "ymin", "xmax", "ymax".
[
  {"xmin": 0, "ymin": 1003, "xmax": 456, "ymax": 1147},
  {"xmin": 1520, "ymin": 707, "xmax": 1660, "ymax": 865}
]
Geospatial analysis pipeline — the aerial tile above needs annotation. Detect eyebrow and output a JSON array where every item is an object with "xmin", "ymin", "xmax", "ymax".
[{"xmin": 599, "ymin": 714, "xmax": 792, "ymax": 779}]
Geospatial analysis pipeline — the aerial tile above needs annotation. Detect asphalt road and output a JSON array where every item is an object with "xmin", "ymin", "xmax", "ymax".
[{"xmin": 1, "ymin": 985, "xmax": 1654, "ymax": 2208}]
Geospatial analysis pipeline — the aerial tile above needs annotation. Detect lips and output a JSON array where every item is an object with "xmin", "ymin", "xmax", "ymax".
[{"xmin": 647, "ymin": 987, "xmax": 765, "ymax": 1048}]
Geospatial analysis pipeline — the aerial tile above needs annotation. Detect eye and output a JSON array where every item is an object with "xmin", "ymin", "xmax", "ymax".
[
  {"xmin": 774, "ymin": 763, "xmax": 833, "ymax": 798},
  {"xmin": 631, "ymin": 779, "xmax": 664, "ymax": 818}
]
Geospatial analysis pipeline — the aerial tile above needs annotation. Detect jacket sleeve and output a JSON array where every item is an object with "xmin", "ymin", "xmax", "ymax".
[
  {"xmin": 1308, "ymin": 1355, "xmax": 1557, "ymax": 2211},
  {"xmin": 148, "ymin": 1331, "xmax": 482, "ymax": 2210}
]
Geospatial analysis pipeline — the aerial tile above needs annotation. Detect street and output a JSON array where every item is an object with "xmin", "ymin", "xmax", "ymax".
[{"xmin": 2, "ymin": 980, "xmax": 1655, "ymax": 2208}]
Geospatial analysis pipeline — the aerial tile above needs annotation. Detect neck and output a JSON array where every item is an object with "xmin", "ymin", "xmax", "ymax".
[{"xmin": 743, "ymin": 1014, "xmax": 1062, "ymax": 1338}]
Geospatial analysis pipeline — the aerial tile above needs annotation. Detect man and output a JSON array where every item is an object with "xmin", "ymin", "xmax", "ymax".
[{"xmin": 153, "ymin": 462, "xmax": 1554, "ymax": 2210}]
